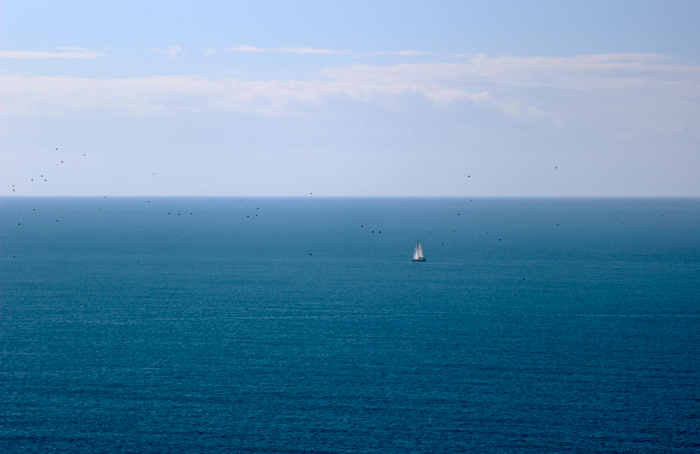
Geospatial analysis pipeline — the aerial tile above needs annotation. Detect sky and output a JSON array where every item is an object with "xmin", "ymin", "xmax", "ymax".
[{"xmin": 2, "ymin": 0, "xmax": 699, "ymax": 196}]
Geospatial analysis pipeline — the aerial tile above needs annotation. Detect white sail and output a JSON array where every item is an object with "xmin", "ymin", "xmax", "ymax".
[{"xmin": 413, "ymin": 240, "xmax": 425, "ymax": 261}]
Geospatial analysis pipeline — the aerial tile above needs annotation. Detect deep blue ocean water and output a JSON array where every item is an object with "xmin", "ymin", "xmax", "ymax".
[{"xmin": 1, "ymin": 197, "xmax": 699, "ymax": 453}]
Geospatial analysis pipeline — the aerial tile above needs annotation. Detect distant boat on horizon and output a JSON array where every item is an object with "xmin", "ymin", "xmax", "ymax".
[{"xmin": 412, "ymin": 240, "xmax": 426, "ymax": 262}]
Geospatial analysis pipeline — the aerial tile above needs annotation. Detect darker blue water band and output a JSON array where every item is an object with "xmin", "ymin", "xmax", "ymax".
[{"xmin": 2, "ymin": 197, "xmax": 699, "ymax": 453}]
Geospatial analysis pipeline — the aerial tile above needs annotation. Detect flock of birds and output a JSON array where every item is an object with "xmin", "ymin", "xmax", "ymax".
[
  {"xmin": 9, "ymin": 146, "xmax": 566, "ymax": 198},
  {"xmin": 10, "ymin": 148, "xmax": 89, "ymax": 194},
  {"xmin": 10, "ymin": 149, "xmax": 671, "ymax": 270}
]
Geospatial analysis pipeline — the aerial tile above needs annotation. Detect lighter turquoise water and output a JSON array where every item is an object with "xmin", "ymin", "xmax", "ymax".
[{"xmin": 2, "ymin": 197, "xmax": 699, "ymax": 453}]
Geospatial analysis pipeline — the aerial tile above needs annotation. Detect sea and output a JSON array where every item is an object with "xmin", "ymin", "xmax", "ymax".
[{"xmin": 1, "ymin": 197, "xmax": 699, "ymax": 453}]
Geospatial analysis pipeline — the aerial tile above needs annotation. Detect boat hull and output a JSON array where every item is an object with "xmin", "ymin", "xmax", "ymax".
[{"xmin": 412, "ymin": 258, "xmax": 426, "ymax": 262}]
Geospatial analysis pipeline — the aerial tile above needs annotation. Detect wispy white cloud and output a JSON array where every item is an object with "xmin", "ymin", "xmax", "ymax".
[
  {"xmin": 0, "ymin": 49, "xmax": 105, "ymax": 59},
  {"xmin": 2, "ymin": 54, "xmax": 698, "ymax": 137},
  {"xmin": 56, "ymin": 46, "xmax": 91, "ymax": 52},
  {"xmin": 375, "ymin": 50, "xmax": 434, "ymax": 56},
  {"xmin": 152, "ymin": 45, "xmax": 185, "ymax": 59},
  {"xmin": 206, "ymin": 45, "xmax": 431, "ymax": 56},
  {"xmin": 220, "ymin": 45, "xmax": 349, "ymax": 55},
  {"xmin": 0, "ymin": 74, "xmax": 492, "ymax": 118},
  {"xmin": 281, "ymin": 47, "xmax": 347, "ymax": 54},
  {"xmin": 319, "ymin": 54, "xmax": 700, "ymax": 100}
]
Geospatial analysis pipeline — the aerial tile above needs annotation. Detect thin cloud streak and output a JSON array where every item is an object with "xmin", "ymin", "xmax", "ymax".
[
  {"xmin": 207, "ymin": 46, "xmax": 432, "ymax": 56},
  {"xmin": 222, "ymin": 45, "xmax": 349, "ymax": 54},
  {"xmin": 152, "ymin": 45, "xmax": 185, "ymax": 59},
  {"xmin": 2, "ymin": 53, "xmax": 697, "ymax": 138},
  {"xmin": 0, "ymin": 74, "xmax": 502, "ymax": 118},
  {"xmin": 376, "ymin": 50, "xmax": 435, "ymax": 56},
  {"xmin": 0, "ymin": 50, "xmax": 105, "ymax": 59}
]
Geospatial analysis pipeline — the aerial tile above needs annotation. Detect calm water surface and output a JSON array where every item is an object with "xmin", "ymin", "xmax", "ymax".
[{"xmin": 2, "ymin": 197, "xmax": 699, "ymax": 453}]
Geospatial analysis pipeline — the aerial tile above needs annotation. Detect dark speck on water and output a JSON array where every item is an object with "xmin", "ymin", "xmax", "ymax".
[{"xmin": 0, "ymin": 196, "xmax": 698, "ymax": 454}]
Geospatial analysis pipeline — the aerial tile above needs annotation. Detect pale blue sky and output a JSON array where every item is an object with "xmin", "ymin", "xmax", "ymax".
[{"xmin": 2, "ymin": 1, "xmax": 699, "ymax": 196}]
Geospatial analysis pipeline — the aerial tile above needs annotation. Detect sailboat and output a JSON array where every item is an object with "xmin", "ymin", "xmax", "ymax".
[{"xmin": 412, "ymin": 240, "xmax": 426, "ymax": 262}]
